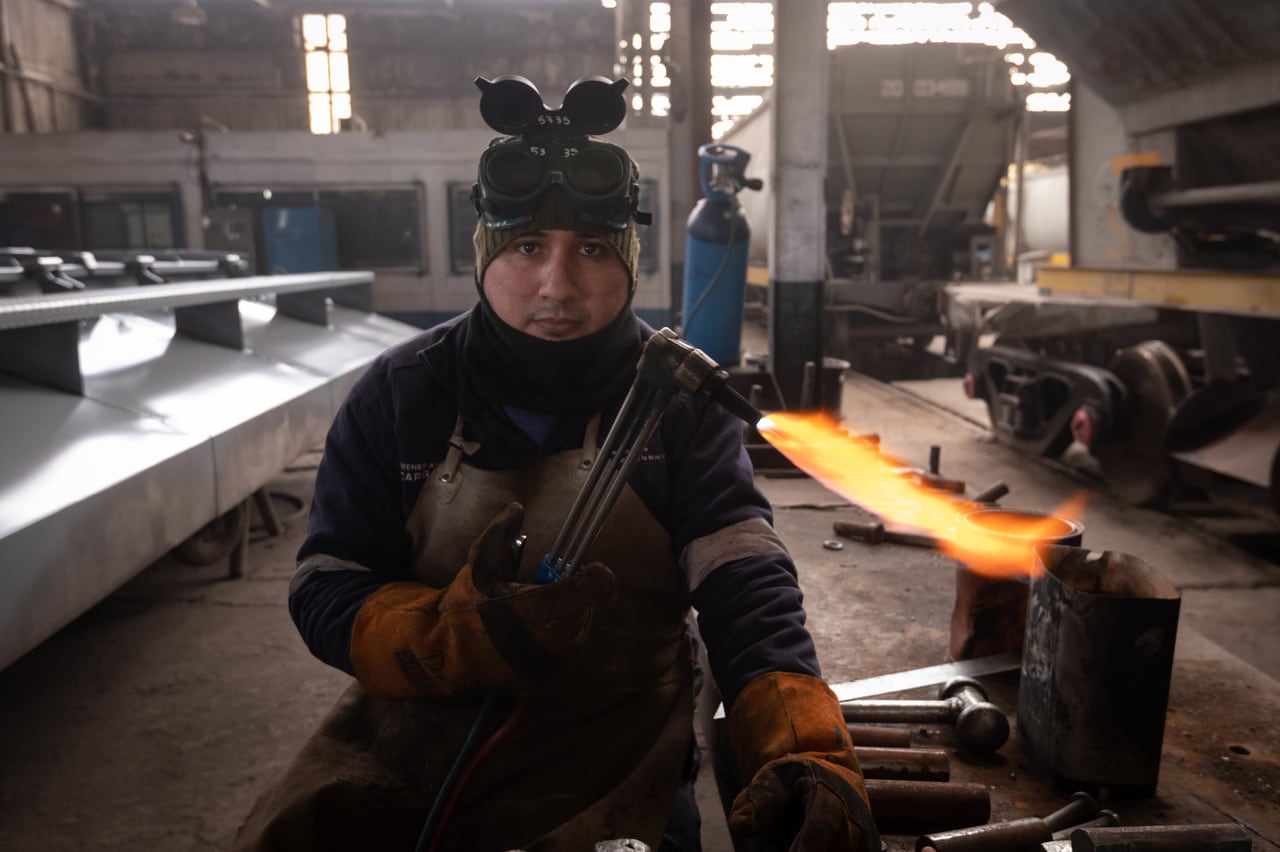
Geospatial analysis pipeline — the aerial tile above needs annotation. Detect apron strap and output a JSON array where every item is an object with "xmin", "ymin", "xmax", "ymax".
[{"xmin": 440, "ymin": 415, "xmax": 481, "ymax": 483}]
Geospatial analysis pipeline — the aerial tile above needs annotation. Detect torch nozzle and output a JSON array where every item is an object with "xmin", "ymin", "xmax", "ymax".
[
  {"xmin": 711, "ymin": 378, "xmax": 765, "ymax": 428},
  {"xmin": 640, "ymin": 328, "xmax": 764, "ymax": 426}
]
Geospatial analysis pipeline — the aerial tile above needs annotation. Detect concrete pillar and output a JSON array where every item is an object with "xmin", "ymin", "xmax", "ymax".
[
  {"xmin": 617, "ymin": 0, "xmax": 707, "ymax": 325},
  {"xmin": 768, "ymin": 0, "xmax": 829, "ymax": 407},
  {"xmin": 663, "ymin": 0, "xmax": 709, "ymax": 322}
]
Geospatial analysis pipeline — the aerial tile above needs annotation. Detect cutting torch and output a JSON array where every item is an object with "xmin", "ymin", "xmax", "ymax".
[{"xmin": 535, "ymin": 327, "xmax": 763, "ymax": 583}]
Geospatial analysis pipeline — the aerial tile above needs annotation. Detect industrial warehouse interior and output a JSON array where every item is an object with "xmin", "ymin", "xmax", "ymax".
[{"xmin": 1, "ymin": 1, "xmax": 1278, "ymax": 851}]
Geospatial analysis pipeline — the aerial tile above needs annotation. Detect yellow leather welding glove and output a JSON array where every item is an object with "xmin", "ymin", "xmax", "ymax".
[
  {"xmin": 728, "ymin": 671, "xmax": 880, "ymax": 852},
  {"xmin": 349, "ymin": 501, "xmax": 615, "ymax": 699}
]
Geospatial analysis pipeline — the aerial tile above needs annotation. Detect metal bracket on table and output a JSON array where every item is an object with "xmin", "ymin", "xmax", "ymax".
[{"xmin": 0, "ymin": 272, "xmax": 374, "ymax": 393}]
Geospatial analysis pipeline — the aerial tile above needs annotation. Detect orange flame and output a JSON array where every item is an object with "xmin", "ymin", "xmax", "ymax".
[{"xmin": 757, "ymin": 411, "xmax": 1088, "ymax": 578}]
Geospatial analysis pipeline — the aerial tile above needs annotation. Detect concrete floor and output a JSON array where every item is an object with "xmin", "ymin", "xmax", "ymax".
[{"xmin": 1, "ymin": 352, "xmax": 1278, "ymax": 851}]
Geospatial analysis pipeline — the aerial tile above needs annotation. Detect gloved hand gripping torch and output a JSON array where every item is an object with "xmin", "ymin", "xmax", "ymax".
[{"xmin": 535, "ymin": 327, "xmax": 763, "ymax": 583}]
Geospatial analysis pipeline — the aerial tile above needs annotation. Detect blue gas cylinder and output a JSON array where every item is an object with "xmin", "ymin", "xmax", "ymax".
[{"xmin": 682, "ymin": 144, "xmax": 759, "ymax": 367}]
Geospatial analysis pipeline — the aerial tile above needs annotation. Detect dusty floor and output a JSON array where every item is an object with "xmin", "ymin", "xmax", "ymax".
[{"xmin": 1, "ymin": 357, "xmax": 1278, "ymax": 851}]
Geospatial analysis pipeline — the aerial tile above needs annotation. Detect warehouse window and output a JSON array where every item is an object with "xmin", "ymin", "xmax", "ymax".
[
  {"xmin": 302, "ymin": 13, "xmax": 352, "ymax": 134},
  {"xmin": 709, "ymin": 3, "xmax": 773, "ymax": 138},
  {"xmin": 211, "ymin": 186, "xmax": 424, "ymax": 272},
  {"xmin": 318, "ymin": 188, "xmax": 422, "ymax": 271},
  {"xmin": 637, "ymin": 178, "xmax": 658, "ymax": 274},
  {"xmin": 0, "ymin": 190, "xmax": 182, "ymax": 251},
  {"xmin": 0, "ymin": 192, "xmax": 79, "ymax": 248},
  {"xmin": 81, "ymin": 194, "xmax": 181, "ymax": 250},
  {"xmin": 447, "ymin": 183, "xmax": 478, "ymax": 275}
]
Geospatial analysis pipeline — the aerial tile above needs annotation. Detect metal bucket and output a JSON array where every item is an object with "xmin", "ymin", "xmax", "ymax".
[
  {"xmin": 949, "ymin": 509, "xmax": 1084, "ymax": 660},
  {"xmin": 1018, "ymin": 545, "xmax": 1182, "ymax": 796}
]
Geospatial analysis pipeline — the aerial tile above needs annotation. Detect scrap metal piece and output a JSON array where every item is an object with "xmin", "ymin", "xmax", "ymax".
[
  {"xmin": 1051, "ymin": 811, "xmax": 1120, "ymax": 841},
  {"xmin": 830, "ymin": 654, "xmax": 1022, "ymax": 702},
  {"xmin": 971, "ymin": 481, "xmax": 1010, "ymax": 504},
  {"xmin": 714, "ymin": 654, "xmax": 1022, "ymax": 723},
  {"xmin": 918, "ymin": 817, "xmax": 1052, "ymax": 852},
  {"xmin": 594, "ymin": 841, "xmax": 650, "ymax": 852},
  {"xmin": 915, "ymin": 792, "xmax": 1100, "ymax": 852},
  {"xmin": 833, "ymin": 519, "xmax": 939, "ymax": 549},
  {"xmin": 1070, "ymin": 824, "xmax": 1252, "ymax": 852},
  {"xmin": 898, "ymin": 467, "xmax": 967, "ymax": 493},
  {"xmin": 1042, "ymin": 793, "xmax": 1102, "ymax": 832}
]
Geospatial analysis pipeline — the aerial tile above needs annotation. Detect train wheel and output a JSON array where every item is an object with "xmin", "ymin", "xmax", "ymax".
[{"xmin": 1093, "ymin": 341, "xmax": 1191, "ymax": 506}]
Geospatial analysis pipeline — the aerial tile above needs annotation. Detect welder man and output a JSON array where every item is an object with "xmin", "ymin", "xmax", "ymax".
[{"xmin": 234, "ymin": 76, "xmax": 876, "ymax": 852}]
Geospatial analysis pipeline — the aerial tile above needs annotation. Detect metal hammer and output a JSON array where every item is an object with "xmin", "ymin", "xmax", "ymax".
[
  {"xmin": 917, "ymin": 792, "xmax": 1102, "ymax": 852},
  {"xmin": 841, "ymin": 677, "xmax": 1010, "ymax": 753}
]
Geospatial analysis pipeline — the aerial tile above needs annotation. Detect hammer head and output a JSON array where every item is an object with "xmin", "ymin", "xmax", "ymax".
[
  {"xmin": 942, "ymin": 677, "xmax": 1010, "ymax": 753},
  {"xmin": 955, "ymin": 701, "xmax": 1011, "ymax": 753}
]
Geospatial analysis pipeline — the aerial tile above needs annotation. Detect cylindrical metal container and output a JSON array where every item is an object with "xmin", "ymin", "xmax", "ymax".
[
  {"xmin": 683, "ymin": 144, "xmax": 754, "ymax": 366},
  {"xmin": 949, "ymin": 509, "xmax": 1084, "ymax": 660},
  {"xmin": 1019, "ymin": 545, "xmax": 1182, "ymax": 796}
]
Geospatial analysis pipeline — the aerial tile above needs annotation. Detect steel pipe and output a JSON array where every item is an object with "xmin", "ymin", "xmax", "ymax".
[
  {"xmin": 865, "ymin": 779, "xmax": 991, "ymax": 835},
  {"xmin": 1071, "ymin": 824, "xmax": 1252, "ymax": 852},
  {"xmin": 1153, "ymin": 180, "xmax": 1280, "ymax": 208}
]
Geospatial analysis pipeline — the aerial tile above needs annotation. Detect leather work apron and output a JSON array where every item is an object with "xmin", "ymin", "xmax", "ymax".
[{"xmin": 234, "ymin": 415, "xmax": 695, "ymax": 852}]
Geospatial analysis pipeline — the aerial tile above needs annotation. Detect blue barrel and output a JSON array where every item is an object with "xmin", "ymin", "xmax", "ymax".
[{"xmin": 682, "ymin": 144, "xmax": 755, "ymax": 366}]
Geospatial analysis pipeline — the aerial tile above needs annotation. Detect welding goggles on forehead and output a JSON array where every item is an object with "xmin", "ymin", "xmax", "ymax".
[
  {"xmin": 469, "ymin": 74, "xmax": 652, "ymax": 231},
  {"xmin": 472, "ymin": 136, "xmax": 650, "ymax": 230}
]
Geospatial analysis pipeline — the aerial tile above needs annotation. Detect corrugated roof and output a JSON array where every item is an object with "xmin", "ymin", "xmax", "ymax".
[{"xmin": 1000, "ymin": 0, "xmax": 1280, "ymax": 106}]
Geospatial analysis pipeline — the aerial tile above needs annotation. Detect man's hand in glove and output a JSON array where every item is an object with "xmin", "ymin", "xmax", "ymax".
[
  {"xmin": 728, "ymin": 672, "xmax": 880, "ymax": 852},
  {"xmin": 349, "ymin": 501, "xmax": 615, "ymax": 698}
]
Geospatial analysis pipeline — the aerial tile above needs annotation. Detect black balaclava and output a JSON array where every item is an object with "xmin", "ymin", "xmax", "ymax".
[{"xmin": 464, "ymin": 187, "xmax": 644, "ymax": 417}]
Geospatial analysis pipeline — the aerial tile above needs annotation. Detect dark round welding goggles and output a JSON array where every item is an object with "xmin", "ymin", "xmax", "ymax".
[
  {"xmin": 473, "ymin": 136, "xmax": 649, "ymax": 230},
  {"xmin": 470, "ymin": 74, "xmax": 652, "ymax": 231}
]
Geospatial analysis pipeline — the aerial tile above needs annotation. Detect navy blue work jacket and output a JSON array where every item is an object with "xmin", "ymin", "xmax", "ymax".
[{"xmin": 290, "ymin": 311, "xmax": 820, "ymax": 709}]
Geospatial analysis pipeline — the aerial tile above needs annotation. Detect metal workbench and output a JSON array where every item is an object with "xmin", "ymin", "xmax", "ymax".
[
  {"xmin": 0, "ymin": 268, "xmax": 421, "ymax": 673},
  {"xmin": 719, "ymin": 426, "xmax": 1280, "ymax": 852}
]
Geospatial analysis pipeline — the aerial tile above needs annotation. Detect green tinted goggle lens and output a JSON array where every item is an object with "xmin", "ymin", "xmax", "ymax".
[
  {"xmin": 483, "ymin": 147, "xmax": 544, "ymax": 196},
  {"xmin": 564, "ymin": 146, "xmax": 625, "ymax": 195},
  {"xmin": 476, "ymin": 139, "xmax": 637, "ymax": 229}
]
